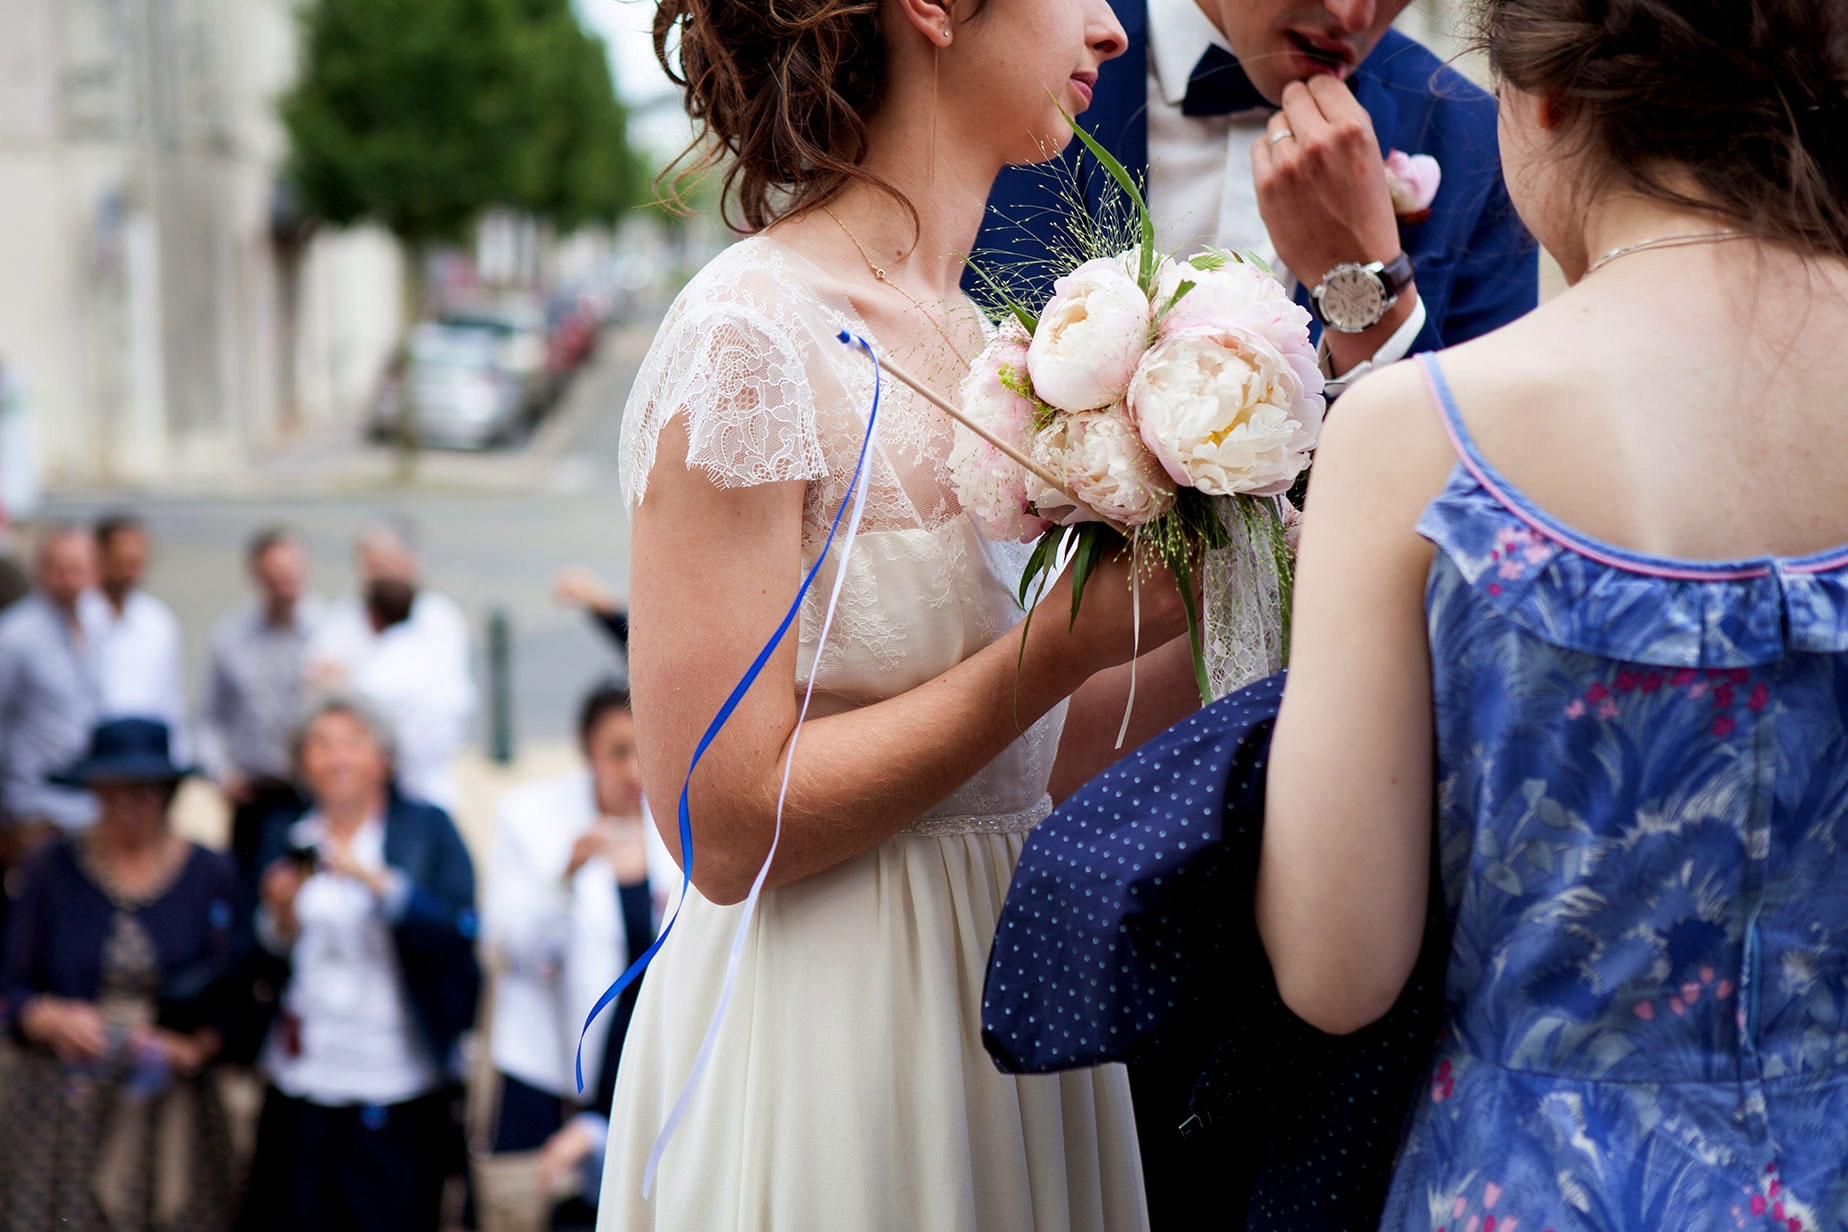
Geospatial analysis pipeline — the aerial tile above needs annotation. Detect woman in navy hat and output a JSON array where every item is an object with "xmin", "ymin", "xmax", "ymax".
[{"xmin": 0, "ymin": 716, "xmax": 240, "ymax": 1231}]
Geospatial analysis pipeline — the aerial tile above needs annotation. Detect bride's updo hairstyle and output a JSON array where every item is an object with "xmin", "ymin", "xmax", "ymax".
[
  {"xmin": 1478, "ymin": 0, "xmax": 1848, "ymax": 259},
  {"xmin": 655, "ymin": 0, "xmax": 983, "ymax": 233}
]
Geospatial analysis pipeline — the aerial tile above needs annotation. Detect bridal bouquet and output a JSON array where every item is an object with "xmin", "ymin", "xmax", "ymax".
[{"xmin": 952, "ymin": 120, "xmax": 1325, "ymax": 703}]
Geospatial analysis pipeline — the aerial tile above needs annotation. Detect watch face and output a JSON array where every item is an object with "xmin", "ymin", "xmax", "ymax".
[{"xmin": 1320, "ymin": 267, "xmax": 1387, "ymax": 332}]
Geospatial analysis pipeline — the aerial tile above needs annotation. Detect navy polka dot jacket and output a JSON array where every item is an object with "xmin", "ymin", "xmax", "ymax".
[{"xmin": 983, "ymin": 671, "xmax": 1451, "ymax": 1231}]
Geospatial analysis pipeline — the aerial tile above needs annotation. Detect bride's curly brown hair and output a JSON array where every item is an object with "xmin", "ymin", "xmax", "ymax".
[{"xmin": 654, "ymin": 0, "xmax": 980, "ymax": 234}]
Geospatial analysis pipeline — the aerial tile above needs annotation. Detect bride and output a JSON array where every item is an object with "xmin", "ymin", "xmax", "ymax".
[{"xmin": 599, "ymin": 0, "xmax": 1182, "ymax": 1228}]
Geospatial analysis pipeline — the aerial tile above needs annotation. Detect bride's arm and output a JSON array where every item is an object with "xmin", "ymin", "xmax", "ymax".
[{"xmin": 629, "ymin": 416, "xmax": 1185, "ymax": 906}]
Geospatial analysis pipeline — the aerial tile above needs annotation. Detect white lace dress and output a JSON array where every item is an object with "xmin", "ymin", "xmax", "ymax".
[{"xmin": 598, "ymin": 236, "xmax": 1148, "ymax": 1231}]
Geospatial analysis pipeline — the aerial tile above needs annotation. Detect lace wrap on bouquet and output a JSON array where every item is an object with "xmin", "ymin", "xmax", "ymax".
[
  {"xmin": 1201, "ymin": 499, "xmax": 1288, "ymax": 701},
  {"xmin": 616, "ymin": 236, "xmax": 1066, "ymax": 832}
]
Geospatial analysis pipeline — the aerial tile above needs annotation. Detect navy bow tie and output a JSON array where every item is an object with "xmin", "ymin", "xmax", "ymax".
[{"xmin": 1181, "ymin": 44, "xmax": 1272, "ymax": 117}]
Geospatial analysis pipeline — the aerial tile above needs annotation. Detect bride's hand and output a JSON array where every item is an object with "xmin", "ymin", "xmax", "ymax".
[{"xmin": 1030, "ymin": 541, "xmax": 1194, "ymax": 675}]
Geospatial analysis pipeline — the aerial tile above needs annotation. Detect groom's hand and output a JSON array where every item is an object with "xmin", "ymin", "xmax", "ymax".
[
  {"xmin": 1253, "ymin": 76, "xmax": 1418, "ymax": 374},
  {"xmin": 1252, "ymin": 76, "xmax": 1401, "ymax": 285}
]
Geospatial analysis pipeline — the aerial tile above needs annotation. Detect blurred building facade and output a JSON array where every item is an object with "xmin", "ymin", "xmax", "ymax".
[{"xmin": 0, "ymin": 0, "xmax": 404, "ymax": 498}]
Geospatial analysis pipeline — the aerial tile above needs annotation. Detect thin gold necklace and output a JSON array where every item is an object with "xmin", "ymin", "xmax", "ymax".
[
  {"xmin": 1585, "ymin": 229, "xmax": 1744, "ymax": 276},
  {"xmin": 819, "ymin": 205, "xmax": 971, "ymax": 363}
]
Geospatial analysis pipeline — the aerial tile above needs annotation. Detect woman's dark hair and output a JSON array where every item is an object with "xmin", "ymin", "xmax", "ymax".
[
  {"xmin": 1477, "ymin": 0, "xmax": 1848, "ymax": 259},
  {"xmin": 578, "ymin": 680, "xmax": 633, "ymax": 748},
  {"xmin": 654, "ymin": 0, "xmax": 980, "ymax": 233}
]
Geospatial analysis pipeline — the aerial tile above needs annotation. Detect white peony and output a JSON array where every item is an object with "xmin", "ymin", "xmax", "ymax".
[
  {"xmin": 949, "ymin": 327, "xmax": 1054, "ymax": 543},
  {"xmin": 1027, "ymin": 257, "xmax": 1154, "ymax": 413},
  {"xmin": 1128, "ymin": 324, "xmax": 1325, "ymax": 498},
  {"xmin": 1030, "ymin": 404, "xmax": 1176, "ymax": 528}
]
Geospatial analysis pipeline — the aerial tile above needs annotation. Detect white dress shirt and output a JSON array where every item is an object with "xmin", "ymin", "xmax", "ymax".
[
  {"xmin": 482, "ymin": 771, "xmax": 678, "ymax": 1099},
  {"xmin": 307, "ymin": 590, "xmax": 476, "ymax": 808},
  {"xmin": 263, "ymin": 813, "xmax": 443, "ymax": 1107},
  {"xmin": 80, "ymin": 588, "xmax": 190, "ymax": 758},
  {"xmin": 1144, "ymin": 0, "xmax": 1427, "ymax": 390}
]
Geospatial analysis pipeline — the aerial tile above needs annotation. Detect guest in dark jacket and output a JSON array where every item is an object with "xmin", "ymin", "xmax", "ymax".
[
  {"xmin": 237, "ymin": 694, "xmax": 480, "ymax": 1232},
  {"xmin": 0, "ymin": 718, "xmax": 239, "ymax": 1232}
]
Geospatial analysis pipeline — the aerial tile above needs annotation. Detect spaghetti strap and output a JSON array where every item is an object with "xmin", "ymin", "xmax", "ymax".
[{"xmin": 1413, "ymin": 352, "xmax": 1478, "ymax": 470}]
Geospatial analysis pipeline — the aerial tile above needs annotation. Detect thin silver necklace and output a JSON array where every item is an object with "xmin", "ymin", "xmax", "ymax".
[{"xmin": 1585, "ymin": 229, "xmax": 1743, "ymax": 276}]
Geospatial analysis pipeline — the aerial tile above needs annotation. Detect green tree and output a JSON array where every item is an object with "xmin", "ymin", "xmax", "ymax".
[
  {"xmin": 504, "ymin": 0, "xmax": 644, "ymax": 230},
  {"xmin": 282, "ymin": 0, "xmax": 644, "ymax": 263},
  {"xmin": 282, "ymin": 0, "xmax": 646, "ymax": 473},
  {"xmin": 281, "ymin": 0, "xmax": 530, "ymax": 252}
]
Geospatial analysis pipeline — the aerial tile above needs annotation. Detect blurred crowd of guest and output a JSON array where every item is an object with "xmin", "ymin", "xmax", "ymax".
[{"xmin": 0, "ymin": 515, "xmax": 659, "ymax": 1232}]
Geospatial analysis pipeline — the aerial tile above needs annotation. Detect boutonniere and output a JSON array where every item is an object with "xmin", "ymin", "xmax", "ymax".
[{"xmin": 1384, "ymin": 149, "xmax": 1441, "ymax": 224}]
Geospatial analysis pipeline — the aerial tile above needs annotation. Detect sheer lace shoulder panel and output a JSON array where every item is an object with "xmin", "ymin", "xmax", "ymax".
[
  {"xmin": 619, "ymin": 250, "xmax": 831, "ymax": 513},
  {"xmin": 620, "ymin": 237, "xmax": 967, "ymax": 539}
]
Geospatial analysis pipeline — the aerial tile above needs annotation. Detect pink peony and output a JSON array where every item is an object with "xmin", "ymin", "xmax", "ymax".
[
  {"xmin": 1384, "ymin": 149, "xmax": 1441, "ymax": 219},
  {"xmin": 1128, "ymin": 323, "xmax": 1325, "ymax": 498},
  {"xmin": 1029, "ymin": 403, "xmax": 1176, "ymax": 528},
  {"xmin": 1027, "ymin": 257, "xmax": 1153, "ymax": 412},
  {"xmin": 1155, "ymin": 257, "xmax": 1318, "ymax": 364},
  {"xmin": 948, "ymin": 325, "xmax": 1054, "ymax": 542}
]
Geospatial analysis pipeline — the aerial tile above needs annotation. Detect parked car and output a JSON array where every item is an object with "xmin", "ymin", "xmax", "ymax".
[
  {"xmin": 436, "ymin": 297, "xmax": 554, "ymax": 417},
  {"xmin": 546, "ymin": 289, "xmax": 600, "ymax": 375},
  {"xmin": 390, "ymin": 323, "xmax": 528, "ymax": 450}
]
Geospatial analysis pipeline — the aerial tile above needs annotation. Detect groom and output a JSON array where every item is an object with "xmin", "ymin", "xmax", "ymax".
[
  {"xmin": 975, "ymin": 0, "xmax": 1536, "ymax": 1226},
  {"xmin": 975, "ymin": 0, "xmax": 1537, "ymax": 397}
]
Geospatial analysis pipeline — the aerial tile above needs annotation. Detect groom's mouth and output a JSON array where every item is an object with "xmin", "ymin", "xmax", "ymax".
[
  {"xmin": 1284, "ymin": 30, "xmax": 1356, "ymax": 79},
  {"xmin": 1069, "ymin": 70, "xmax": 1098, "ymax": 107}
]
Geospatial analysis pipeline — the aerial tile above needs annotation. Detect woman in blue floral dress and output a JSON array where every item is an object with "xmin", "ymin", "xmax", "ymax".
[{"xmin": 1253, "ymin": 1, "xmax": 1848, "ymax": 1229}]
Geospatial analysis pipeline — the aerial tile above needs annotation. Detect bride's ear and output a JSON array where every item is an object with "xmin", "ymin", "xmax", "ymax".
[{"xmin": 891, "ymin": 0, "xmax": 956, "ymax": 47}]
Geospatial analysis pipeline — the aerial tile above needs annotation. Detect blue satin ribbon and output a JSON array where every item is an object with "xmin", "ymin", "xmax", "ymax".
[{"xmin": 574, "ymin": 330, "xmax": 885, "ymax": 1101}]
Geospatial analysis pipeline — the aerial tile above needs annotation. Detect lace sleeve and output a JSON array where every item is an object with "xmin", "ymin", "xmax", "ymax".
[{"xmin": 618, "ymin": 298, "xmax": 830, "ymax": 512}]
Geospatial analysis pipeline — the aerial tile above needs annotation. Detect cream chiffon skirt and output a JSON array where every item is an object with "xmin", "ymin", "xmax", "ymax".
[{"xmin": 596, "ymin": 829, "xmax": 1149, "ymax": 1231}]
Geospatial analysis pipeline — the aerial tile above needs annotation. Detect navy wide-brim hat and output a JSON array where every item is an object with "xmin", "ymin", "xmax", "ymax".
[{"xmin": 49, "ymin": 717, "xmax": 197, "ymax": 787}]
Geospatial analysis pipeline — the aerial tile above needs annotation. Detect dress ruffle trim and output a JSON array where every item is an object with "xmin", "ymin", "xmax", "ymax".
[{"xmin": 1417, "ymin": 468, "xmax": 1848, "ymax": 668}]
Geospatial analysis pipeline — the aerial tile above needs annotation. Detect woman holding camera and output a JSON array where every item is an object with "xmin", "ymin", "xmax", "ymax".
[{"xmin": 237, "ymin": 695, "xmax": 480, "ymax": 1232}]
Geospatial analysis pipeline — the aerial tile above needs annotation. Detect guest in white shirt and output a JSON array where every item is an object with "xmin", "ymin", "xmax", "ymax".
[
  {"xmin": 238, "ymin": 694, "xmax": 479, "ymax": 1232},
  {"xmin": 81, "ymin": 514, "xmax": 189, "ymax": 758},
  {"xmin": 305, "ymin": 519, "xmax": 476, "ymax": 809},
  {"xmin": 482, "ymin": 681, "xmax": 674, "ymax": 1220}
]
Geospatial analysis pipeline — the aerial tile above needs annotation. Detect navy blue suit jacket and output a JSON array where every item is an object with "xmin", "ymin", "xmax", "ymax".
[
  {"xmin": 973, "ymin": 13, "xmax": 1538, "ymax": 357},
  {"xmin": 237, "ymin": 791, "xmax": 482, "ymax": 1078}
]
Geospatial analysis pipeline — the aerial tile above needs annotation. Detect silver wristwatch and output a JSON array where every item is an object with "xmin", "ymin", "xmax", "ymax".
[{"xmin": 1310, "ymin": 253, "xmax": 1415, "ymax": 334}]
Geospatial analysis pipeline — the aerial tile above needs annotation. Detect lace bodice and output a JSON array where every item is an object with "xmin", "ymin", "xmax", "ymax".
[{"xmin": 619, "ymin": 237, "xmax": 1065, "ymax": 828}]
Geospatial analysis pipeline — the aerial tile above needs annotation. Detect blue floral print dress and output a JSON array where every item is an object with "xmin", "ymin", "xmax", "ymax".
[{"xmin": 1381, "ymin": 355, "xmax": 1848, "ymax": 1232}]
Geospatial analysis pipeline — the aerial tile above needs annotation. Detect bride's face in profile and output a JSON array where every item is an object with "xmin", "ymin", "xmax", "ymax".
[{"xmin": 936, "ymin": 0, "xmax": 1129, "ymax": 168}]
